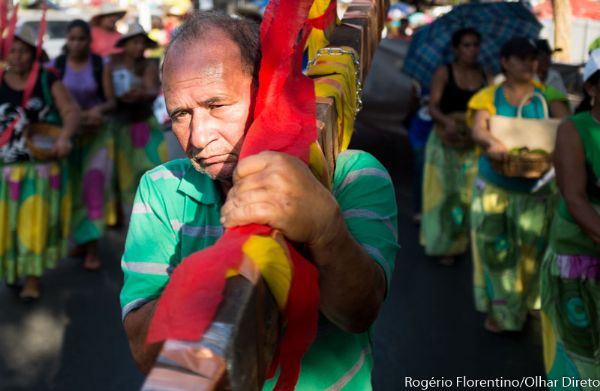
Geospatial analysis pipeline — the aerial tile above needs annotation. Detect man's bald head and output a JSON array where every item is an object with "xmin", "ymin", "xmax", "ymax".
[{"xmin": 164, "ymin": 11, "xmax": 261, "ymax": 80}]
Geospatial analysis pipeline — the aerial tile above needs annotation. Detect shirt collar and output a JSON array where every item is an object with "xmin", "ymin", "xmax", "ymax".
[{"xmin": 177, "ymin": 162, "xmax": 221, "ymax": 205}]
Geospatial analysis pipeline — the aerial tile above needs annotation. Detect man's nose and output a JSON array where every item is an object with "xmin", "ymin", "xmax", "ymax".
[{"xmin": 189, "ymin": 109, "xmax": 217, "ymax": 148}]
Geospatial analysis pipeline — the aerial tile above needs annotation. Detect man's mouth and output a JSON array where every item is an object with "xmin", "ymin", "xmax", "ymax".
[{"xmin": 194, "ymin": 154, "xmax": 234, "ymax": 166}]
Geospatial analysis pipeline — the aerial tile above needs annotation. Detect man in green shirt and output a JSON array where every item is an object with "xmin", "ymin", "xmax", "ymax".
[{"xmin": 120, "ymin": 13, "xmax": 399, "ymax": 389}]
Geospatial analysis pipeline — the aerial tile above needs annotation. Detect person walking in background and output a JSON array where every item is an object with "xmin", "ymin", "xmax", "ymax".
[
  {"xmin": 535, "ymin": 39, "xmax": 567, "ymax": 97},
  {"xmin": 468, "ymin": 37, "xmax": 570, "ymax": 333},
  {"xmin": 106, "ymin": 24, "xmax": 168, "ymax": 217},
  {"xmin": 90, "ymin": 4, "xmax": 127, "ymax": 58},
  {"xmin": 0, "ymin": 27, "xmax": 80, "ymax": 300},
  {"xmin": 53, "ymin": 20, "xmax": 116, "ymax": 271},
  {"xmin": 540, "ymin": 50, "xmax": 600, "ymax": 388},
  {"xmin": 420, "ymin": 28, "xmax": 491, "ymax": 266}
]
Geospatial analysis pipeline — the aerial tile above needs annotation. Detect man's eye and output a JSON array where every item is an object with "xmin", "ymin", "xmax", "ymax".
[
  {"xmin": 171, "ymin": 111, "xmax": 189, "ymax": 120},
  {"xmin": 209, "ymin": 104, "xmax": 226, "ymax": 110}
]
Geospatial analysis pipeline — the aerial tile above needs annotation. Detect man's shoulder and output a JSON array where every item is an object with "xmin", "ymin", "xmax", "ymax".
[
  {"xmin": 143, "ymin": 158, "xmax": 191, "ymax": 185},
  {"xmin": 334, "ymin": 149, "xmax": 389, "ymax": 177},
  {"xmin": 332, "ymin": 150, "xmax": 392, "ymax": 194}
]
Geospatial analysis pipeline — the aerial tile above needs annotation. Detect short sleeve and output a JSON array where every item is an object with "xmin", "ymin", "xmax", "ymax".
[
  {"xmin": 467, "ymin": 85, "xmax": 497, "ymax": 127},
  {"xmin": 119, "ymin": 173, "xmax": 179, "ymax": 320},
  {"xmin": 543, "ymin": 84, "xmax": 568, "ymax": 103},
  {"xmin": 332, "ymin": 150, "xmax": 399, "ymax": 294}
]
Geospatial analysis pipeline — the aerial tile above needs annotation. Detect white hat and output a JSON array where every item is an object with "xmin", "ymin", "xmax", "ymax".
[
  {"xmin": 115, "ymin": 23, "xmax": 158, "ymax": 48},
  {"xmin": 583, "ymin": 48, "xmax": 600, "ymax": 82},
  {"xmin": 13, "ymin": 25, "xmax": 49, "ymax": 62},
  {"xmin": 90, "ymin": 3, "xmax": 127, "ymax": 26}
]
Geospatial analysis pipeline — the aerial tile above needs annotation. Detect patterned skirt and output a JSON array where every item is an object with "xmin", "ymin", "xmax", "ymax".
[
  {"xmin": 70, "ymin": 125, "xmax": 117, "ymax": 245},
  {"xmin": 541, "ymin": 202, "xmax": 600, "ymax": 390},
  {"xmin": 113, "ymin": 116, "xmax": 168, "ymax": 213},
  {"xmin": 420, "ymin": 129, "xmax": 478, "ymax": 256},
  {"xmin": 470, "ymin": 176, "xmax": 556, "ymax": 331},
  {"xmin": 0, "ymin": 160, "xmax": 71, "ymax": 283}
]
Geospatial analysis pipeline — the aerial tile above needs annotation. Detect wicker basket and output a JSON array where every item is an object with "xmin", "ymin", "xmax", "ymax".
[
  {"xmin": 25, "ymin": 123, "xmax": 62, "ymax": 161},
  {"xmin": 490, "ymin": 153, "xmax": 552, "ymax": 178}
]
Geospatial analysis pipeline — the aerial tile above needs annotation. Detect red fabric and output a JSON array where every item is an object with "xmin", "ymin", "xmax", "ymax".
[
  {"xmin": 147, "ymin": 226, "xmax": 270, "ymax": 343},
  {"xmin": 90, "ymin": 27, "xmax": 123, "ymax": 57},
  {"xmin": 0, "ymin": 0, "xmax": 7, "ymax": 57},
  {"xmin": 308, "ymin": 0, "xmax": 337, "ymax": 31},
  {"xmin": 1, "ymin": 1, "xmax": 17, "ymax": 60},
  {"xmin": 268, "ymin": 244, "xmax": 319, "ymax": 389},
  {"xmin": 148, "ymin": 0, "xmax": 320, "ymax": 389}
]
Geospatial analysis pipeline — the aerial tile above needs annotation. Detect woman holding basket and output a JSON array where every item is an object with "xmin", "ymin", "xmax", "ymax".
[
  {"xmin": 540, "ymin": 50, "xmax": 600, "ymax": 386},
  {"xmin": 0, "ymin": 27, "xmax": 80, "ymax": 300},
  {"xmin": 468, "ymin": 37, "xmax": 569, "ymax": 333},
  {"xmin": 421, "ymin": 28, "xmax": 492, "ymax": 265}
]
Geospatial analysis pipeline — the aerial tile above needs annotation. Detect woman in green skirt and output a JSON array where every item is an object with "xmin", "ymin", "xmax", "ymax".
[
  {"xmin": 53, "ymin": 19, "xmax": 117, "ymax": 270},
  {"xmin": 106, "ymin": 24, "xmax": 168, "ymax": 217},
  {"xmin": 0, "ymin": 28, "xmax": 80, "ymax": 300},
  {"xmin": 420, "ymin": 28, "xmax": 491, "ymax": 265},
  {"xmin": 468, "ymin": 37, "xmax": 570, "ymax": 333},
  {"xmin": 540, "ymin": 50, "xmax": 600, "ymax": 389}
]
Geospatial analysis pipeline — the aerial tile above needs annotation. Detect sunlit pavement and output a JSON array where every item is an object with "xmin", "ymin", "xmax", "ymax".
[{"xmin": 0, "ymin": 129, "xmax": 546, "ymax": 391}]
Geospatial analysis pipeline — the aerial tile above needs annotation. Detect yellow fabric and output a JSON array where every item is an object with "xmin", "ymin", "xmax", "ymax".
[
  {"xmin": 466, "ymin": 80, "xmax": 557, "ymax": 128},
  {"xmin": 309, "ymin": 141, "xmax": 331, "ymax": 189},
  {"xmin": 306, "ymin": 0, "xmax": 337, "ymax": 61},
  {"xmin": 308, "ymin": 47, "xmax": 359, "ymax": 152},
  {"xmin": 242, "ymin": 235, "xmax": 292, "ymax": 311}
]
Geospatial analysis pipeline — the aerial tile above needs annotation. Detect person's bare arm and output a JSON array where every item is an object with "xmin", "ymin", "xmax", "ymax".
[
  {"xmin": 471, "ymin": 109, "xmax": 507, "ymax": 161},
  {"xmin": 141, "ymin": 60, "xmax": 160, "ymax": 101},
  {"xmin": 549, "ymin": 100, "xmax": 570, "ymax": 119},
  {"xmin": 554, "ymin": 120, "xmax": 600, "ymax": 243},
  {"xmin": 428, "ymin": 65, "xmax": 456, "ymax": 141},
  {"xmin": 51, "ymin": 80, "xmax": 80, "ymax": 157},
  {"xmin": 81, "ymin": 63, "xmax": 117, "ymax": 127},
  {"xmin": 120, "ymin": 61, "xmax": 159, "ymax": 104},
  {"xmin": 123, "ymin": 300, "xmax": 163, "ymax": 374},
  {"xmin": 220, "ymin": 152, "xmax": 387, "ymax": 332}
]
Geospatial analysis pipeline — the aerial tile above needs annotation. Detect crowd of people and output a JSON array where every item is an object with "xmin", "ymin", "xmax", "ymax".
[
  {"xmin": 413, "ymin": 27, "xmax": 600, "ymax": 386},
  {"xmin": 0, "ymin": 5, "xmax": 176, "ymax": 300}
]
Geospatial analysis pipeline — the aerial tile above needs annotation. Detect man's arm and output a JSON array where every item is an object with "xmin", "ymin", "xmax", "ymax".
[
  {"xmin": 221, "ymin": 151, "xmax": 396, "ymax": 333},
  {"xmin": 120, "ymin": 168, "xmax": 180, "ymax": 373},
  {"xmin": 309, "ymin": 211, "xmax": 387, "ymax": 332},
  {"xmin": 123, "ymin": 300, "xmax": 162, "ymax": 374}
]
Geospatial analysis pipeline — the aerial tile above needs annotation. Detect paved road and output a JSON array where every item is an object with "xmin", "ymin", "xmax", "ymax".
[{"xmin": 0, "ymin": 128, "xmax": 546, "ymax": 391}]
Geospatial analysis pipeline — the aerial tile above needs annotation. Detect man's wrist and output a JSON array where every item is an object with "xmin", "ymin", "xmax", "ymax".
[{"xmin": 308, "ymin": 205, "xmax": 346, "ymax": 262}]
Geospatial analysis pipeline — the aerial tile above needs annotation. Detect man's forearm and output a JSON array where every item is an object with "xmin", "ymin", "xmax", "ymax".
[
  {"xmin": 123, "ymin": 300, "xmax": 163, "ymax": 374},
  {"xmin": 309, "ymin": 211, "xmax": 386, "ymax": 333}
]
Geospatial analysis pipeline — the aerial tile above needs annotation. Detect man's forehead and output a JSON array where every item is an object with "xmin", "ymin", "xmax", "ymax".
[{"xmin": 165, "ymin": 39, "xmax": 241, "ymax": 82}]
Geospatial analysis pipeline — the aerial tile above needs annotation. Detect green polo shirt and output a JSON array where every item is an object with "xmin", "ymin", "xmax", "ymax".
[{"xmin": 120, "ymin": 149, "xmax": 399, "ymax": 390}]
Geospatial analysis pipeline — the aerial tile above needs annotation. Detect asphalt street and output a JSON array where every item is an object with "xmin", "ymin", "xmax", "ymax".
[{"xmin": 0, "ymin": 128, "xmax": 547, "ymax": 391}]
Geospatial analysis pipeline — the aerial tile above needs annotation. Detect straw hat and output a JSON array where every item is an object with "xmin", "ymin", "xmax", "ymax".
[
  {"xmin": 12, "ymin": 25, "xmax": 49, "ymax": 62},
  {"xmin": 115, "ymin": 23, "xmax": 158, "ymax": 48},
  {"xmin": 90, "ymin": 3, "xmax": 127, "ymax": 26},
  {"xmin": 167, "ymin": 5, "xmax": 187, "ymax": 17}
]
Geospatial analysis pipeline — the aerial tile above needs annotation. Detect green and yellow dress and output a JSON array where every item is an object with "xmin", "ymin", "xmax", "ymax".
[
  {"xmin": 467, "ymin": 81, "xmax": 566, "ymax": 331},
  {"xmin": 0, "ymin": 69, "xmax": 71, "ymax": 283},
  {"xmin": 540, "ymin": 111, "xmax": 600, "ymax": 390}
]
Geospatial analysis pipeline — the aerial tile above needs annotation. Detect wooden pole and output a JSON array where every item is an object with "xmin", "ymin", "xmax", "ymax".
[{"xmin": 552, "ymin": 0, "xmax": 572, "ymax": 62}]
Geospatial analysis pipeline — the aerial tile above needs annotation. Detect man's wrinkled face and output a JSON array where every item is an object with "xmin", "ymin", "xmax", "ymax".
[{"xmin": 163, "ymin": 33, "xmax": 254, "ymax": 181}]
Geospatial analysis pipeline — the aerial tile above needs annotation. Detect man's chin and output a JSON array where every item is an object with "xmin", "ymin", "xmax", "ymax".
[{"xmin": 190, "ymin": 160, "xmax": 234, "ymax": 181}]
